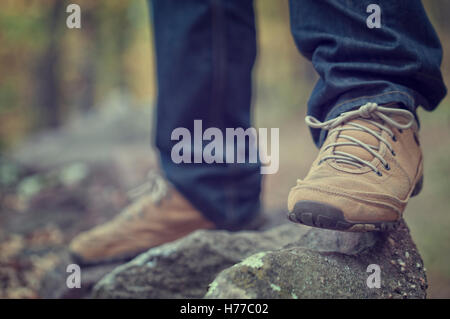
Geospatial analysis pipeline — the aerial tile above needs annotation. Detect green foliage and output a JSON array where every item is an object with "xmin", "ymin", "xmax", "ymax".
[{"xmin": 0, "ymin": 5, "xmax": 48, "ymax": 49}]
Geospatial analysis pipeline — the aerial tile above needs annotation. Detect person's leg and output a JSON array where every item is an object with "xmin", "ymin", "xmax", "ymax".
[
  {"xmin": 287, "ymin": 0, "xmax": 447, "ymax": 231},
  {"xmin": 69, "ymin": 0, "xmax": 261, "ymax": 265},
  {"xmin": 151, "ymin": 0, "xmax": 261, "ymax": 229},
  {"xmin": 289, "ymin": 0, "xmax": 446, "ymax": 146}
]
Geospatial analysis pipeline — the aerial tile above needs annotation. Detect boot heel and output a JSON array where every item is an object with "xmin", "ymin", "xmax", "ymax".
[{"xmin": 411, "ymin": 175, "xmax": 423, "ymax": 197}]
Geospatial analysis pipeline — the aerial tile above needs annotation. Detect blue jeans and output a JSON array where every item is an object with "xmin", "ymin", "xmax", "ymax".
[{"xmin": 149, "ymin": 0, "xmax": 446, "ymax": 229}]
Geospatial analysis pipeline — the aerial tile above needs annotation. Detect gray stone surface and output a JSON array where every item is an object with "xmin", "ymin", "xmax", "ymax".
[
  {"xmin": 92, "ymin": 223, "xmax": 311, "ymax": 298},
  {"xmin": 205, "ymin": 220, "xmax": 427, "ymax": 299},
  {"xmin": 92, "ymin": 220, "xmax": 423, "ymax": 299}
]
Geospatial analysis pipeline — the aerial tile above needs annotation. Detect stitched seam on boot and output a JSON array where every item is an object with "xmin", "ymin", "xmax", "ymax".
[{"xmin": 293, "ymin": 185, "xmax": 406, "ymax": 211}]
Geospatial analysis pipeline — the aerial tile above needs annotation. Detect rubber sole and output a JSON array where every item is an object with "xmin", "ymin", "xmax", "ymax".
[
  {"xmin": 288, "ymin": 176, "xmax": 423, "ymax": 232},
  {"xmin": 70, "ymin": 250, "xmax": 140, "ymax": 267}
]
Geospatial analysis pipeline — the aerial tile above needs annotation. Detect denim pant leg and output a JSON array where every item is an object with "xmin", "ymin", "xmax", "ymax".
[
  {"xmin": 289, "ymin": 0, "xmax": 447, "ymax": 146},
  {"xmin": 149, "ymin": 0, "xmax": 261, "ymax": 229}
]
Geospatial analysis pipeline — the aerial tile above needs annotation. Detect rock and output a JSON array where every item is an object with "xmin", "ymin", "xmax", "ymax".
[
  {"xmin": 93, "ymin": 220, "xmax": 416, "ymax": 298},
  {"xmin": 205, "ymin": 220, "xmax": 427, "ymax": 299},
  {"xmin": 285, "ymin": 227, "xmax": 379, "ymax": 255},
  {"xmin": 92, "ymin": 223, "xmax": 311, "ymax": 298}
]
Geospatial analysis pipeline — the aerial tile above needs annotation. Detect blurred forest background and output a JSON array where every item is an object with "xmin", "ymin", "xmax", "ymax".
[{"xmin": 0, "ymin": 0, "xmax": 449, "ymax": 298}]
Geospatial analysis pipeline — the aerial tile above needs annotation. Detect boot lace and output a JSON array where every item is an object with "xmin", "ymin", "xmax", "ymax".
[
  {"xmin": 305, "ymin": 102, "xmax": 416, "ymax": 175},
  {"xmin": 127, "ymin": 170, "xmax": 168, "ymax": 204}
]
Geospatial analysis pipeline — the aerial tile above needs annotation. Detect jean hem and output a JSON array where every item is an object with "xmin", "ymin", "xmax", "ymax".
[{"xmin": 317, "ymin": 90, "xmax": 418, "ymax": 146}]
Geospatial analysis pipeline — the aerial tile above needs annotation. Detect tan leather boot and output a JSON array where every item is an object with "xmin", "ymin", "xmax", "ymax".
[
  {"xmin": 288, "ymin": 103, "xmax": 423, "ymax": 232},
  {"xmin": 69, "ymin": 172, "xmax": 215, "ymax": 265}
]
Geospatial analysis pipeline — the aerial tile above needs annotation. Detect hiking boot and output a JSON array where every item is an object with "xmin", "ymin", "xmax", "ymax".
[
  {"xmin": 69, "ymin": 171, "xmax": 215, "ymax": 265},
  {"xmin": 287, "ymin": 102, "xmax": 423, "ymax": 232}
]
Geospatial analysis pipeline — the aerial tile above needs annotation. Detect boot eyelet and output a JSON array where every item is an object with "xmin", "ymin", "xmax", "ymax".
[
  {"xmin": 376, "ymin": 171, "xmax": 383, "ymax": 177},
  {"xmin": 391, "ymin": 150, "xmax": 396, "ymax": 156},
  {"xmin": 392, "ymin": 135, "xmax": 397, "ymax": 142},
  {"xmin": 398, "ymin": 129, "xmax": 403, "ymax": 134},
  {"xmin": 385, "ymin": 163, "xmax": 390, "ymax": 170}
]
